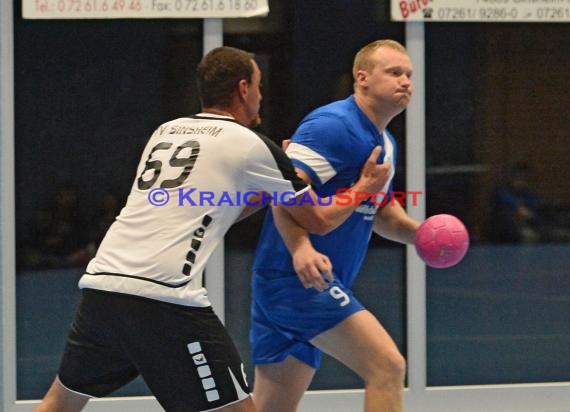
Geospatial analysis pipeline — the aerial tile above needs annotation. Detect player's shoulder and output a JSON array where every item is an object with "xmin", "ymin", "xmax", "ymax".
[
  {"xmin": 292, "ymin": 98, "xmax": 356, "ymax": 144},
  {"xmin": 301, "ymin": 97, "xmax": 358, "ymax": 128},
  {"xmin": 308, "ymin": 97, "xmax": 353, "ymax": 118}
]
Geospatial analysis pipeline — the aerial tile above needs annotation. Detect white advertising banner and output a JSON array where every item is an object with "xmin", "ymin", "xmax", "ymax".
[
  {"xmin": 391, "ymin": 0, "xmax": 570, "ymax": 22},
  {"xmin": 23, "ymin": 0, "xmax": 268, "ymax": 19}
]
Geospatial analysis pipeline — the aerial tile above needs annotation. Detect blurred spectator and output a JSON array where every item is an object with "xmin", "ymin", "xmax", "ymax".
[
  {"xmin": 487, "ymin": 162, "xmax": 541, "ymax": 243},
  {"xmin": 20, "ymin": 183, "xmax": 91, "ymax": 269}
]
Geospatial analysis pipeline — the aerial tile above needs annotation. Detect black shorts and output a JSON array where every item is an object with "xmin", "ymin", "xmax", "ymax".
[{"xmin": 58, "ymin": 289, "xmax": 250, "ymax": 412}]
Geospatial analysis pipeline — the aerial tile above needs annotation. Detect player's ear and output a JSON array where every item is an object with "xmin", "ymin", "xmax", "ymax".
[
  {"xmin": 237, "ymin": 79, "xmax": 249, "ymax": 101},
  {"xmin": 355, "ymin": 70, "xmax": 368, "ymax": 88}
]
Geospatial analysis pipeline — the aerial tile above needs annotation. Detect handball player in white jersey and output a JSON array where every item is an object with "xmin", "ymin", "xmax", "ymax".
[{"xmin": 35, "ymin": 47, "xmax": 391, "ymax": 412}]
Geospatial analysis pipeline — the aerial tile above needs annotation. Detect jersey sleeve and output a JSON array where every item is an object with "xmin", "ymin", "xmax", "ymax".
[
  {"xmin": 286, "ymin": 114, "xmax": 347, "ymax": 187},
  {"xmin": 244, "ymin": 133, "xmax": 310, "ymax": 199}
]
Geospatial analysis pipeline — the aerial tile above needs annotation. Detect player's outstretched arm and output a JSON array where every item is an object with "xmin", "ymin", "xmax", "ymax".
[
  {"xmin": 373, "ymin": 201, "xmax": 420, "ymax": 244},
  {"xmin": 286, "ymin": 146, "xmax": 391, "ymax": 235},
  {"xmin": 235, "ymin": 146, "xmax": 387, "ymax": 227},
  {"xmin": 235, "ymin": 194, "xmax": 267, "ymax": 222}
]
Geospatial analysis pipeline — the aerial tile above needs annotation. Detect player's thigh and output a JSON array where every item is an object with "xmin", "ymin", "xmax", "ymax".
[
  {"xmin": 254, "ymin": 356, "xmax": 315, "ymax": 412},
  {"xmin": 310, "ymin": 310, "xmax": 404, "ymax": 380},
  {"xmin": 100, "ymin": 291, "xmax": 251, "ymax": 412},
  {"xmin": 253, "ymin": 275, "xmax": 365, "ymax": 343},
  {"xmin": 57, "ymin": 290, "xmax": 140, "ymax": 397}
]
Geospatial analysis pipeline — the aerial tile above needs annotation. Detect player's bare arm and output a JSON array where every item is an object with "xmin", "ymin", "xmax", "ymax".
[
  {"xmin": 285, "ymin": 145, "xmax": 392, "ymax": 235},
  {"xmin": 235, "ymin": 196, "xmax": 266, "ymax": 222},
  {"xmin": 373, "ymin": 201, "xmax": 420, "ymax": 244},
  {"xmin": 237, "ymin": 146, "xmax": 391, "ymax": 233},
  {"xmin": 273, "ymin": 205, "xmax": 333, "ymax": 291}
]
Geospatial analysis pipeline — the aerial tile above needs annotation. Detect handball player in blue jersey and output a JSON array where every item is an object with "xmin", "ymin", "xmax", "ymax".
[{"xmin": 251, "ymin": 40, "xmax": 421, "ymax": 412}]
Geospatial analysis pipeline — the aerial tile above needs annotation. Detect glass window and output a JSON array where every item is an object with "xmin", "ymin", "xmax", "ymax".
[
  {"xmin": 12, "ymin": 0, "xmax": 570, "ymax": 405},
  {"xmin": 14, "ymin": 3, "xmax": 203, "ymax": 398},
  {"xmin": 425, "ymin": 23, "xmax": 570, "ymax": 386}
]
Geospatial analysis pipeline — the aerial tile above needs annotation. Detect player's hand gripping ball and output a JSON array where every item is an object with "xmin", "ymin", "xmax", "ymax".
[{"xmin": 415, "ymin": 214, "xmax": 469, "ymax": 268}]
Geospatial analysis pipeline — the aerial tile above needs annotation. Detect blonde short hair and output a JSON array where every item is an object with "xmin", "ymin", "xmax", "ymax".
[{"xmin": 352, "ymin": 39, "xmax": 407, "ymax": 80}]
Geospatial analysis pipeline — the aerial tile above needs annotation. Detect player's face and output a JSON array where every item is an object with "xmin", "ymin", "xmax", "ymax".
[
  {"xmin": 246, "ymin": 60, "xmax": 263, "ymax": 128},
  {"xmin": 365, "ymin": 47, "xmax": 413, "ymax": 112}
]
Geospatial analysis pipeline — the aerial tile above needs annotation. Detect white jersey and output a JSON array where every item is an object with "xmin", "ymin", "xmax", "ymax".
[{"xmin": 80, "ymin": 113, "xmax": 310, "ymax": 307}]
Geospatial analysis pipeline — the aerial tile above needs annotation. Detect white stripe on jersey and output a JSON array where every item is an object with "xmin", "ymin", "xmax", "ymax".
[
  {"xmin": 371, "ymin": 132, "xmax": 395, "ymax": 204},
  {"xmin": 286, "ymin": 142, "xmax": 337, "ymax": 184}
]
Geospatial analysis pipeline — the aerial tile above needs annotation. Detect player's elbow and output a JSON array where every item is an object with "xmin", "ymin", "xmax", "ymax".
[
  {"xmin": 302, "ymin": 215, "xmax": 337, "ymax": 236},
  {"xmin": 286, "ymin": 206, "xmax": 337, "ymax": 235},
  {"xmin": 308, "ymin": 223, "xmax": 332, "ymax": 236}
]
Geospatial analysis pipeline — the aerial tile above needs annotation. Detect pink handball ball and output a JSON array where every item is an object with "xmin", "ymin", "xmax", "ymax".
[{"xmin": 414, "ymin": 214, "xmax": 470, "ymax": 269}]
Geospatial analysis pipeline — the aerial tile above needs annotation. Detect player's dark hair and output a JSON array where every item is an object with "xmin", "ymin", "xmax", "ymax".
[{"xmin": 197, "ymin": 46, "xmax": 254, "ymax": 108}]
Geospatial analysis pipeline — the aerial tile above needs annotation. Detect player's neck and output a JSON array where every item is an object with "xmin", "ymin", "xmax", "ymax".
[
  {"xmin": 202, "ymin": 106, "xmax": 252, "ymax": 128},
  {"xmin": 353, "ymin": 94, "xmax": 391, "ymax": 133},
  {"xmin": 202, "ymin": 107, "xmax": 235, "ymax": 118}
]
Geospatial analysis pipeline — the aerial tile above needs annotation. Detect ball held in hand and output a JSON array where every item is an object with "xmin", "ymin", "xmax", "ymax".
[{"xmin": 415, "ymin": 214, "xmax": 469, "ymax": 268}]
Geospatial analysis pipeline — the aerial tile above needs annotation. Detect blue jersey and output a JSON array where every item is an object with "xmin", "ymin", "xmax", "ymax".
[{"xmin": 253, "ymin": 95, "xmax": 397, "ymax": 288}]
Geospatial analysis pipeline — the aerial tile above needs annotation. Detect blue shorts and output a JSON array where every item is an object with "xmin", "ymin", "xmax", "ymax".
[{"xmin": 250, "ymin": 271, "xmax": 365, "ymax": 369}]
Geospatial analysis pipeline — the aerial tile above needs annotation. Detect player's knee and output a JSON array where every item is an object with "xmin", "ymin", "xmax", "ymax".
[
  {"xmin": 253, "ymin": 391, "xmax": 299, "ymax": 412},
  {"xmin": 389, "ymin": 352, "xmax": 407, "ymax": 381},
  {"xmin": 369, "ymin": 351, "xmax": 406, "ymax": 386},
  {"xmin": 384, "ymin": 351, "xmax": 406, "ymax": 381}
]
